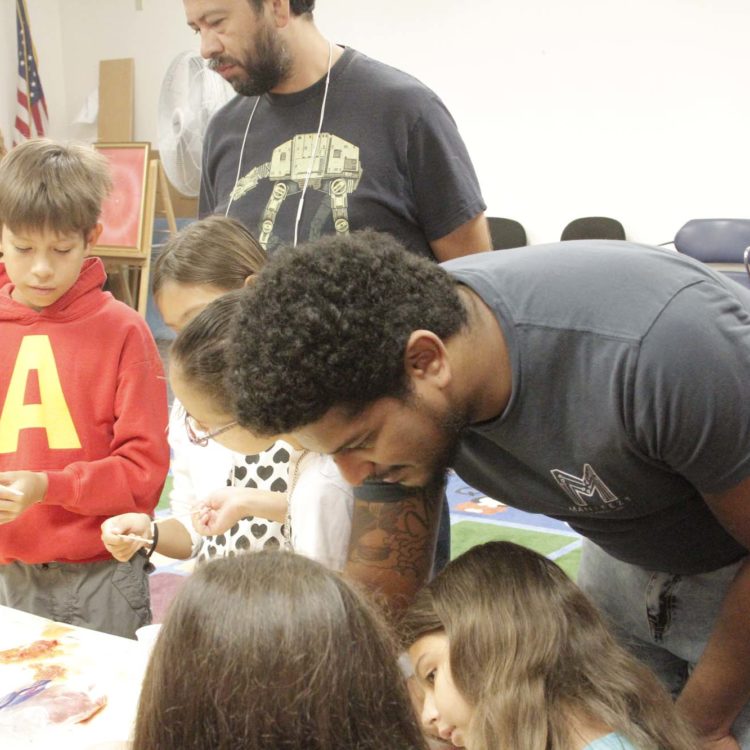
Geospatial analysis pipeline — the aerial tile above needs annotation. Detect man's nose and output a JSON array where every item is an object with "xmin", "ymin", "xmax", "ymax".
[
  {"xmin": 199, "ymin": 29, "xmax": 222, "ymax": 60},
  {"xmin": 333, "ymin": 453, "xmax": 375, "ymax": 487}
]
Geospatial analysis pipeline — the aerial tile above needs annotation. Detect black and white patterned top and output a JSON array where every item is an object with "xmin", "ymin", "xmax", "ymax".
[{"xmin": 197, "ymin": 441, "xmax": 292, "ymax": 562}]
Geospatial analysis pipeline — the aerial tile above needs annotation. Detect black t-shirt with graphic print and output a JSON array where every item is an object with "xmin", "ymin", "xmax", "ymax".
[{"xmin": 200, "ymin": 48, "xmax": 485, "ymax": 259}]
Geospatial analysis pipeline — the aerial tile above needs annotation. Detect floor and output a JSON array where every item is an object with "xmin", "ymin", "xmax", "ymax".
[{"xmin": 446, "ymin": 471, "xmax": 581, "ymax": 579}]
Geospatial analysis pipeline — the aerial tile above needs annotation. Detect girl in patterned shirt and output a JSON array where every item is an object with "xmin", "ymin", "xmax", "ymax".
[
  {"xmin": 172, "ymin": 291, "xmax": 352, "ymax": 571},
  {"xmin": 101, "ymin": 217, "xmax": 351, "ymax": 571}
]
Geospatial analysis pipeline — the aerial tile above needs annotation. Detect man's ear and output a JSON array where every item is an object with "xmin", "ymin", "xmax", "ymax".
[
  {"xmin": 243, "ymin": 273, "xmax": 257, "ymax": 287},
  {"xmin": 269, "ymin": 0, "xmax": 291, "ymax": 28},
  {"xmin": 404, "ymin": 330, "xmax": 452, "ymax": 388},
  {"xmin": 84, "ymin": 223, "xmax": 103, "ymax": 254}
]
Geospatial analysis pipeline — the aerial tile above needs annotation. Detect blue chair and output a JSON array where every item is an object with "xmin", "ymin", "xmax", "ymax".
[{"xmin": 673, "ymin": 219, "xmax": 750, "ymax": 290}]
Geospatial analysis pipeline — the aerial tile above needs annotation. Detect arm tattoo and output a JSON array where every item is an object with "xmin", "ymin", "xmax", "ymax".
[{"xmin": 345, "ymin": 481, "xmax": 443, "ymax": 612}]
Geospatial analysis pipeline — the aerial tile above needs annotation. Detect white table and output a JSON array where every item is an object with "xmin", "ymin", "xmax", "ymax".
[{"xmin": 0, "ymin": 605, "xmax": 146, "ymax": 749}]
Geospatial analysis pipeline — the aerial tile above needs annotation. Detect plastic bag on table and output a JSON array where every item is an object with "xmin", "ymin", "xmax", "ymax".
[{"xmin": 0, "ymin": 678, "xmax": 106, "ymax": 732}]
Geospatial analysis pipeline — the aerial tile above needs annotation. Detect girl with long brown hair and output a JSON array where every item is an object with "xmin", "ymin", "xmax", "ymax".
[
  {"xmin": 133, "ymin": 550, "xmax": 428, "ymax": 750},
  {"xmin": 399, "ymin": 541, "xmax": 700, "ymax": 750}
]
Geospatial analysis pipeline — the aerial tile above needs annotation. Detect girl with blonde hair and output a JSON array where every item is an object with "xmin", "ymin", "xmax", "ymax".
[{"xmin": 399, "ymin": 541, "xmax": 700, "ymax": 750}]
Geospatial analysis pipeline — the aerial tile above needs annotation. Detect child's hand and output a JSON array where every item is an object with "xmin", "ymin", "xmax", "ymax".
[
  {"xmin": 101, "ymin": 513, "xmax": 152, "ymax": 562},
  {"xmin": 193, "ymin": 487, "xmax": 249, "ymax": 537},
  {"xmin": 0, "ymin": 471, "xmax": 47, "ymax": 524}
]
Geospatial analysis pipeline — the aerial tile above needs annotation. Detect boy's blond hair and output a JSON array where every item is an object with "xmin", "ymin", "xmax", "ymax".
[{"xmin": 0, "ymin": 138, "xmax": 112, "ymax": 237}]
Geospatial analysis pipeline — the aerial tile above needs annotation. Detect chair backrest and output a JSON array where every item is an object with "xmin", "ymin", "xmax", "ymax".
[
  {"xmin": 674, "ymin": 219, "xmax": 750, "ymax": 263},
  {"xmin": 487, "ymin": 217, "xmax": 527, "ymax": 250},
  {"xmin": 561, "ymin": 216, "xmax": 626, "ymax": 242},
  {"xmin": 673, "ymin": 218, "xmax": 750, "ymax": 290}
]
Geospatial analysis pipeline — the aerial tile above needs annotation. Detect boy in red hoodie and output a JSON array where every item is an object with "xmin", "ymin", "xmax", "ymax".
[{"xmin": 0, "ymin": 139, "xmax": 169, "ymax": 638}]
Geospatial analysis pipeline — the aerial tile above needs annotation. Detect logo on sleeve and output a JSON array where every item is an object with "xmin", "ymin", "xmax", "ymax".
[{"xmin": 550, "ymin": 464, "xmax": 625, "ymax": 513}]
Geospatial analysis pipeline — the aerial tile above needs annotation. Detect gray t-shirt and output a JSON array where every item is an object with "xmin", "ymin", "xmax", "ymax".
[
  {"xmin": 446, "ymin": 241, "xmax": 750, "ymax": 574},
  {"xmin": 200, "ymin": 48, "xmax": 485, "ymax": 258}
]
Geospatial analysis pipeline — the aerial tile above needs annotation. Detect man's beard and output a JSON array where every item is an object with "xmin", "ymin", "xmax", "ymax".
[
  {"xmin": 210, "ymin": 22, "xmax": 292, "ymax": 97},
  {"xmin": 419, "ymin": 400, "xmax": 467, "ymax": 489}
]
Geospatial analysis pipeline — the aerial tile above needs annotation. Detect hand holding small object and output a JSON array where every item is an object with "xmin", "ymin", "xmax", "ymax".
[
  {"xmin": 101, "ymin": 513, "xmax": 153, "ymax": 561},
  {"xmin": 192, "ymin": 502, "xmax": 216, "ymax": 536},
  {"xmin": 115, "ymin": 532, "xmax": 153, "ymax": 545},
  {"xmin": 191, "ymin": 490, "xmax": 245, "ymax": 537},
  {"xmin": 192, "ymin": 487, "xmax": 287, "ymax": 535},
  {"xmin": 0, "ymin": 471, "xmax": 47, "ymax": 524}
]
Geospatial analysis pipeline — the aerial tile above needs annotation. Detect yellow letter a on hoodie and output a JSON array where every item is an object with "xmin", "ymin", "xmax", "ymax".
[{"xmin": 0, "ymin": 335, "xmax": 81, "ymax": 453}]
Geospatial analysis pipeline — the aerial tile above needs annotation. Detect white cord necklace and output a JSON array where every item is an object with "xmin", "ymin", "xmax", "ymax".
[
  {"xmin": 224, "ymin": 96, "xmax": 260, "ymax": 218},
  {"xmin": 225, "ymin": 40, "xmax": 334, "ymax": 249},
  {"xmin": 293, "ymin": 40, "xmax": 333, "ymax": 248}
]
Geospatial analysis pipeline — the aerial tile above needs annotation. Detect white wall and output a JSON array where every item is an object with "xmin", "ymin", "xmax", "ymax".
[{"xmin": 1, "ymin": 0, "xmax": 748, "ymax": 244}]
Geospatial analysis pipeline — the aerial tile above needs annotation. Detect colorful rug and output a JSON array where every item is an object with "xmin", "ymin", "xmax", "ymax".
[{"xmin": 446, "ymin": 472, "xmax": 581, "ymax": 579}]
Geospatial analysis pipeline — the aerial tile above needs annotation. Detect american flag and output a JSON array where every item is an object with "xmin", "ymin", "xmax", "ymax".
[{"xmin": 13, "ymin": 0, "xmax": 48, "ymax": 144}]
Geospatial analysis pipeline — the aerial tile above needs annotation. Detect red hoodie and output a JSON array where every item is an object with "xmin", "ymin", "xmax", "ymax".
[{"xmin": 0, "ymin": 257, "xmax": 170, "ymax": 563}]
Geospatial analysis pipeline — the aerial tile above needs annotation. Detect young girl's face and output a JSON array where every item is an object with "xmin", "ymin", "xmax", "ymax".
[
  {"xmin": 156, "ymin": 280, "xmax": 228, "ymax": 333},
  {"xmin": 169, "ymin": 361, "xmax": 275, "ymax": 455},
  {"xmin": 408, "ymin": 632, "xmax": 473, "ymax": 748}
]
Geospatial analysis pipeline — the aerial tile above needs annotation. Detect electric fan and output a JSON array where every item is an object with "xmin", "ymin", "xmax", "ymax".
[{"xmin": 157, "ymin": 51, "xmax": 235, "ymax": 197}]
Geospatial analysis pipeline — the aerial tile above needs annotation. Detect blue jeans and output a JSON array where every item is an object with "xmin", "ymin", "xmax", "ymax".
[{"xmin": 578, "ymin": 539, "xmax": 750, "ymax": 748}]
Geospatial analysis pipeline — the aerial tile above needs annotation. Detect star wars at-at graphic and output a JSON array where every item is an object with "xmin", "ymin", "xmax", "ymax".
[{"xmin": 230, "ymin": 132, "xmax": 363, "ymax": 249}]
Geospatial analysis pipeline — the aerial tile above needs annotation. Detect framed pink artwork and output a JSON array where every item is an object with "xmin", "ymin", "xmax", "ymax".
[{"xmin": 94, "ymin": 142, "xmax": 151, "ymax": 256}]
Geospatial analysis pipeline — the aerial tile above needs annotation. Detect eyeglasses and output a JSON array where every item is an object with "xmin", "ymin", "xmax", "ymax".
[{"xmin": 184, "ymin": 412, "xmax": 238, "ymax": 447}]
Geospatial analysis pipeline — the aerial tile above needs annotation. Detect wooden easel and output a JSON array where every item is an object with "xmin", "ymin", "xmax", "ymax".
[
  {"xmin": 94, "ymin": 59, "xmax": 177, "ymax": 315},
  {"xmin": 98, "ymin": 158, "xmax": 177, "ymax": 316}
]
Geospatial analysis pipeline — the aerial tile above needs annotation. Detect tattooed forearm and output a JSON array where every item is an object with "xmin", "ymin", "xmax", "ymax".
[
  {"xmin": 344, "ymin": 482, "xmax": 443, "ymax": 613},
  {"xmin": 349, "ymin": 498, "xmax": 433, "ymax": 577}
]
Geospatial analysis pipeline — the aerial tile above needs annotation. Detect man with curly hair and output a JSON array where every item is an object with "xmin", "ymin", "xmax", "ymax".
[{"xmin": 229, "ymin": 230, "xmax": 750, "ymax": 749}]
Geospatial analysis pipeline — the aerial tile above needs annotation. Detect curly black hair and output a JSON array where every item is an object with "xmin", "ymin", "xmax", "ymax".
[{"xmin": 228, "ymin": 230, "xmax": 468, "ymax": 435}]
